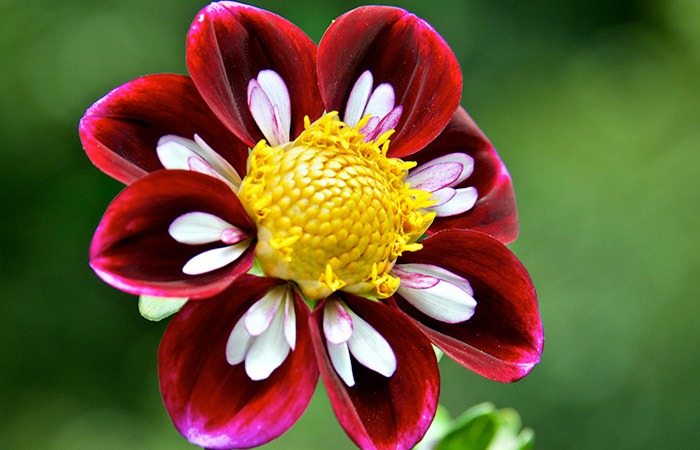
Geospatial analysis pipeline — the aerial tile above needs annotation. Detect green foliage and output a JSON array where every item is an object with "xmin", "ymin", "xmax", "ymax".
[
  {"xmin": 247, "ymin": 258, "xmax": 266, "ymax": 277},
  {"xmin": 138, "ymin": 296, "xmax": 188, "ymax": 322},
  {"xmin": 434, "ymin": 403, "xmax": 534, "ymax": 450}
]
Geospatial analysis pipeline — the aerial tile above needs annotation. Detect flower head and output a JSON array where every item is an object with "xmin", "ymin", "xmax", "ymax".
[
  {"xmin": 81, "ymin": 3, "xmax": 542, "ymax": 449},
  {"xmin": 240, "ymin": 112, "xmax": 434, "ymax": 299}
]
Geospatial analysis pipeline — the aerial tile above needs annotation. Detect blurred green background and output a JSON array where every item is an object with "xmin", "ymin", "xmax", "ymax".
[{"xmin": 2, "ymin": 0, "xmax": 699, "ymax": 448}]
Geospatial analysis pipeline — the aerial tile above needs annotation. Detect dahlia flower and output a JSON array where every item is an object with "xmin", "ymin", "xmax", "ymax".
[{"xmin": 80, "ymin": 2, "xmax": 543, "ymax": 449}]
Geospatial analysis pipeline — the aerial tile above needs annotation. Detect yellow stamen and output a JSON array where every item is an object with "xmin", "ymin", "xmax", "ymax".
[{"xmin": 239, "ymin": 112, "xmax": 435, "ymax": 299}]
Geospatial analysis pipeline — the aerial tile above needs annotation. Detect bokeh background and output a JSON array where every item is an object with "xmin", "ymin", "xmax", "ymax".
[{"xmin": 2, "ymin": 0, "xmax": 699, "ymax": 448}]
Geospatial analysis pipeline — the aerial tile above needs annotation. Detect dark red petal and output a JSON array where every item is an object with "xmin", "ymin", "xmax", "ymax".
[
  {"xmin": 90, "ymin": 170, "xmax": 254, "ymax": 299},
  {"xmin": 318, "ymin": 6, "xmax": 461, "ymax": 158},
  {"xmin": 79, "ymin": 74, "xmax": 248, "ymax": 184},
  {"xmin": 417, "ymin": 107, "xmax": 519, "ymax": 243},
  {"xmin": 394, "ymin": 230, "xmax": 543, "ymax": 383},
  {"xmin": 159, "ymin": 277, "xmax": 318, "ymax": 449},
  {"xmin": 310, "ymin": 294, "xmax": 439, "ymax": 450},
  {"xmin": 187, "ymin": 2, "xmax": 324, "ymax": 147}
]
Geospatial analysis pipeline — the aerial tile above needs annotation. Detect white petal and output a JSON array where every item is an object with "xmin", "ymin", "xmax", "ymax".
[
  {"xmin": 395, "ymin": 263, "xmax": 476, "ymax": 324},
  {"xmin": 363, "ymin": 83, "xmax": 395, "ymax": 119},
  {"xmin": 397, "ymin": 281, "xmax": 476, "ymax": 323},
  {"xmin": 406, "ymin": 161, "xmax": 464, "ymax": 192},
  {"xmin": 363, "ymin": 105, "xmax": 402, "ymax": 143},
  {"xmin": 323, "ymin": 299, "xmax": 353, "ymax": 345},
  {"xmin": 256, "ymin": 69, "xmax": 291, "ymax": 141},
  {"xmin": 193, "ymin": 134, "xmax": 242, "ymax": 187},
  {"xmin": 429, "ymin": 187, "xmax": 457, "ymax": 207},
  {"xmin": 412, "ymin": 153, "xmax": 474, "ymax": 187},
  {"xmin": 156, "ymin": 135, "xmax": 202, "ymax": 170},
  {"xmin": 244, "ymin": 304, "xmax": 290, "ymax": 380},
  {"xmin": 244, "ymin": 286, "xmax": 285, "ymax": 336},
  {"xmin": 168, "ymin": 212, "xmax": 235, "ymax": 245},
  {"xmin": 187, "ymin": 155, "xmax": 235, "ymax": 187},
  {"xmin": 156, "ymin": 134, "xmax": 241, "ymax": 190},
  {"xmin": 344, "ymin": 70, "xmax": 373, "ymax": 127},
  {"xmin": 226, "ymin": 317, "xmax": 254, "ymax": 365},
  {"xmin": 391, "ymin": 266, "xmax": 439, "ymax": 289},
  {"xmin": 219, "ymin": 227, "xmax": 252, "ymax": 245},
  {"xmin": 283, "ymin": 289, "xmax": 296, "ymax": 350},
  {"xmin": 346, "ymin": 308, "xmax": 396, "ymax": 378},
  {"xmin": 396, "ymin": 263, "xmax": 473, "ymax": 295},
  {"xmin": 271, "ymin": 105, "xmax": 287, "ymax": 145},
  {"xmin": 182, "ymin": 239, "xmax": 252, "ymax": 275},
  {"xmin": 430, "ymin": 186, "xmax": 478, "ymax": 217},
  {"xmin": 358, "ymin": 116, "xmax": 380, "ymax": 137},
  {"xmin": 248, "ymin": 79, "xmax": 286, "ymax": 147},
  {"xmin": 327, "ymin": 341, "xmax": 355, "ymax": 387}
]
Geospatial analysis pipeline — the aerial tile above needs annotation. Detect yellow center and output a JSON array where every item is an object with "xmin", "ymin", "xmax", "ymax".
[{"xmin": 238, "ymin": 112, "xmax": 435, "ymax": 300}]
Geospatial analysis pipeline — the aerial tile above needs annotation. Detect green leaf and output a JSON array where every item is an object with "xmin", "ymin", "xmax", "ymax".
[
  {"xmin": 432, "ymin": 345, "xmax": 444, "ymax": 362},
  {"xmin": 138, "ymin": 296, "xmax": 188, "ymax": 321},
  {"xmin": 247, "ymin": 258, "xmax": 265, "ymax": 277},
  {"xmin": 434, "ymin": 403, "xmax": 535, "ymax": 450},
  {"xmin": 514, "ymin": 429, "xmax": 535, "ymax": 450}
]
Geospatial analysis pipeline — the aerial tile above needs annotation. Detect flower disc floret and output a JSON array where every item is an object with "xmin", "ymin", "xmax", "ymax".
[{"xmin": 239, "ymin": 112, "xmax": 435, "ymax": 300}]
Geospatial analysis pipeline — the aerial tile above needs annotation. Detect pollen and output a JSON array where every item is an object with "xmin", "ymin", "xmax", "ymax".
[{"xmin": 239, "ymin": 112, "xmax": 435, "ymax": 300}]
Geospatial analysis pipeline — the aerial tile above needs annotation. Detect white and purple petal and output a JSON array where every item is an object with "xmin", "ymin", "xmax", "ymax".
[
  {"xmin": 412, "ymin": 107, "xmax": 519, "ymax": 243},
  {"xmin": 407, "ymin": 161, "xmax": 464, "ymax": 192},
  {"xmin": 310, "ymin": 294, "xmax": 439, "ymax": 450},
  {"xmin": 182, "ymin": 239, "xmax": 253, "ymax": 276},
  {"xmin": 318, "ymin": 6, "xmax": 462, "ymax": 158},
  {"xmin": 244, "ymin": 301, "xmax": 291, "ymax": 380},
  {"xmin": 345, "ymin": 307, "xmax": 397, "ymax": 378},
  {"xmin": 244, "ymin": 286, "xmax": 285, "ymax": 336},
  {"xmin": 327, "ymin": 341, "xmax": 355, "ymax": 387},
  {"xmin": 187, "ymin": 2, "xmax": 323, "ymax": 147},
  {"xmin": 410, "ymin": 153, "xmax": 474, "ymax": 188},
  {"xmin": 430, "ymin": 186, "xmax": 478, "ymax": 217},
  {"xmin": 407, "ymin": 152, "xmax": 479, "ymax": 217},
  {"xmin": 80, "ymin": 74, "xmax": 249, "ymax": 184},
  {"xmin": 428, "ymin": 187, "xmax": 457, "ymax": 207},
  {"xmin": 394, "ymin": 263, "xmax": 476, "ymax": 324},
  {"xmin": 323, "ymin": 298, "xmax": 354, "ymax": 345},
  {"xmin": 255, "ymin": 69, "xmax": 292, "ymax": 137},
  {"xmin": 363, "ymin": 105, "xmax": 403, "ymax": 143},
  {"xmin": 343, "ymin": 70, "xmax": 374, "ymax": 128},
  {"xmin": 90, "ymin": 170, "xmax": 255, "ymax": 299},
  {"xmin": 363, "ymin": 82, "xmax": 395, "ymax": 119},
  {"xmin": 169, "ymin": 212, "xmax": 238, "ymax": 245},
  {"xmin": 160, "ymin": 277, "xmax": 317, "ymax": 449},
  {"xmin": 157, "ymin": 134, "xmax": 242, "ymax": 190},
  {"xmin": 225, "ymin": 313, "xmax": 255, "ymax": 366},
  {"xmin": 393, "ymin": 230, "xmax": 543, "ymax": 382},
  {"xmin": 225, "ymin": 284, "xmax": 298, "ymax": 381},
  {"xmin": 283, "ymin": 289, "xmax": 296, "ymax": 350},
  {"xmin": 247, "ymin": 76, "xmax": 289, "ymax": 147}
]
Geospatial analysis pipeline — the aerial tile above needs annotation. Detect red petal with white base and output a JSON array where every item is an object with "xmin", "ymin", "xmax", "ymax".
[
  {"xmin": 187, "ymin": 2, "xmax": 324, "ymax": 147},
  {"xmin": 90, "ymin": 170, "xmax": 254, "ymax": 299},
  {"xmin": 310, "ymin": 294, "xmax": 439, "ymax": 450},
  {"xmin": 159, "ymin": 276, "xmax": 318, "ymax": 449},
  {"xmin": 79, "ymin": 74, "xmax": 248, "ymax": 184},
  {"xmin": 318, "ymin": 6, "xmax": 461, "ymax": 159},
  {"xmin": 392, "ymin": 230, "xmax": 543, "ymax": 383},
  {"xmin": 417, "ymin": 107, "xmax": 519, "ymax": 244}
]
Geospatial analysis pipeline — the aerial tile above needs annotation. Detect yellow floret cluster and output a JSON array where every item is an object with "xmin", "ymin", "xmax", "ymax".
[{"xmin": 239, "ymin": 112, "xmax": 435, "ymax": 300}]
